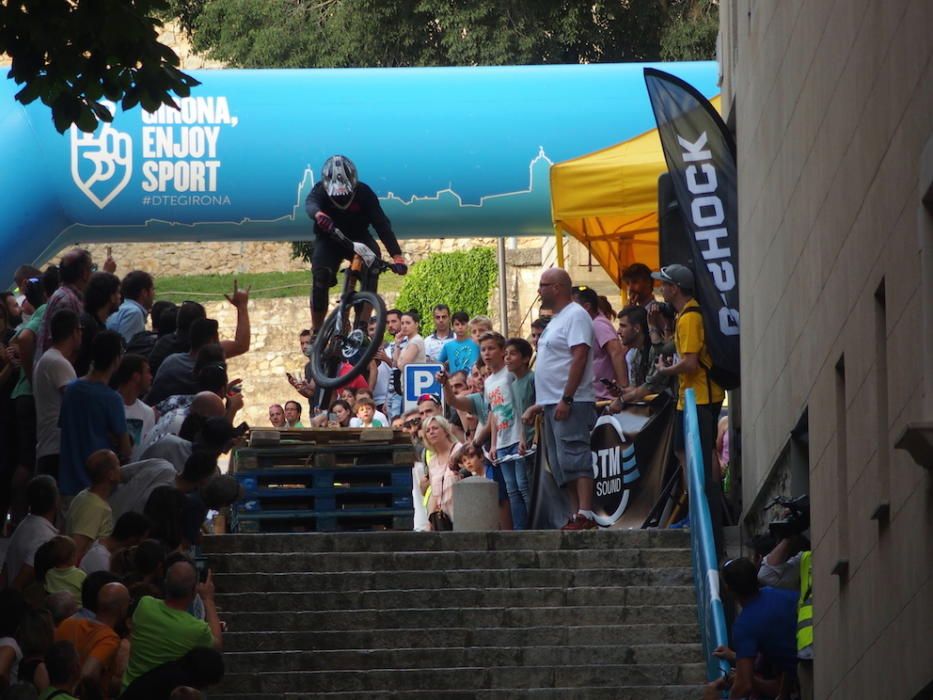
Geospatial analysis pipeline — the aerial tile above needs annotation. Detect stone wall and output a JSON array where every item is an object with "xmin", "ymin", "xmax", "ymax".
[
  {"xmin": 56, "ymin": 237, "xmax": 545, "ymax": 279},
  {"xmin": 207, "ymin": 293, "xmax": 398, "ymax": 429},
  {"xmin": 721, "ymin": 1, "xmax": 933, "ymax": 698}
]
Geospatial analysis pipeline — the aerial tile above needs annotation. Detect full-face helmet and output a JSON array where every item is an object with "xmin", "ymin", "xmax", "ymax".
[{"xmin": 321, "ymin": 155, "xmax": 358, "ymax": 209}]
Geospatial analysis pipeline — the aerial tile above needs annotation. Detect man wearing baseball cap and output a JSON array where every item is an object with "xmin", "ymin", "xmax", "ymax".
[{"xmin": 651, "ymin": 264, "xmax": 726, "ymax": 553}]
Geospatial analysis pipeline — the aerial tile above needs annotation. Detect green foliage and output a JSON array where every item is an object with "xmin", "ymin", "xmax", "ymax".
[
  {"xmin": 174, "ymin": 0, "xmax": 680, "ymax": 69},
  {"xmin": 660, "ymin": 0, "xmax": 719, "ymax": 61},
  {"xmin": 154, "ymin": 267, "xmax": 403, "ymax": 303},
  {"xmin": 0, "ymin": 0, "xmax": 200, "ymax": 133},
  {"xmin": 291, "ymin": 240, "xmax": 314, "ymax": 265},
  {"xmin": 395, "ymin": 248, "xmax": 497, "ymax": 336}
]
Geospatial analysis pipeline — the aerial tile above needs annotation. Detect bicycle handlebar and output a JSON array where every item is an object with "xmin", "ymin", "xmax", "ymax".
[{"xmin": 329, "ymin": 227, "xmax": 402, "ymax": 274}]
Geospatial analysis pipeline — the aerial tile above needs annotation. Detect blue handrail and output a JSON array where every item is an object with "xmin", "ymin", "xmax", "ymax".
[{"xmin": 683, "ymin": 388, "xmax": 731, "ymax": 682}]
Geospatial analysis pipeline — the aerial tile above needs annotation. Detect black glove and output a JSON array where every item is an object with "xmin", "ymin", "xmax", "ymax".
[{"xmin": 390, "ymin": 262, "xmax": 408, "ymax": 275}]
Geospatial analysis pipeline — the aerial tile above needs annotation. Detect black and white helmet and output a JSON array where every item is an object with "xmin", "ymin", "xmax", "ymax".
[{"xmin": 321, "ymin": 155, "xmax": 358, "ymax": 209}]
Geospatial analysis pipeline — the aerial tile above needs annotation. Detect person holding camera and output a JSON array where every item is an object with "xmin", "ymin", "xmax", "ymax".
[
  {"xmin": 758, "ymin": 497, "xmax": 814, "ymax": 700},
  {"xmin": 650, "ymin": 264, "xmax": 726, "ymax": 552}
]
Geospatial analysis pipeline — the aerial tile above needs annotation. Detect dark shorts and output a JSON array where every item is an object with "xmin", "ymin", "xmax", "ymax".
[
  {"xmin": 674, "ymin": 402, "xmax": 722, "ymax": 454},
  {"xmin": 37, "ymin": 454, "xmax": 60, "ymax": 482},
  {"xmin": 14, "ymin": 394, "xmax": 37, "ymax": 469},
  {"xmin": 541, "ymin": 402, "xmax": 596, "ymax": 487}
]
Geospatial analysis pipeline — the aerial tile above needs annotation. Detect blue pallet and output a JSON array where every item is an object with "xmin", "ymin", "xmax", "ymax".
[{"xmin": 231, "ymin": 463, "xmax": 414, "ymax": 532}]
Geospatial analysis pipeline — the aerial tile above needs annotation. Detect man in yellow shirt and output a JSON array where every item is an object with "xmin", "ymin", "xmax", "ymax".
[{"xmin": 651, "ymin": 264, "xmax": 726, "ymax": 553}]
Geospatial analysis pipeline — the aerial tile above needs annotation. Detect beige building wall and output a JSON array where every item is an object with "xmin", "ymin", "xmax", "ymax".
[{"xmin": 720, "ymin": 1, "xmax": 932, "ymax": 698}]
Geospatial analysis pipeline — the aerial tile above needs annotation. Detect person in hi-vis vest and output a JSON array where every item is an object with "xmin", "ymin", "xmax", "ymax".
[{"xmin": 797, "ymin": 551, "xmax": 814, "ymax": 700}]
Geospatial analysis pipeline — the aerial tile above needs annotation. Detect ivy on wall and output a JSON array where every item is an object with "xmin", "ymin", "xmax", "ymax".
[{"xmin": 395, "ymin": 248, "xmax": 497, "ymax": 336}]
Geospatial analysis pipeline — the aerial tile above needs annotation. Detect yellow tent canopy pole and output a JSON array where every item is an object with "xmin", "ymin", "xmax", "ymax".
[
  {"xmin": 550, "ymin": 96, "xmax": 722, "ymax": 289},
  {"xmin": 554, "ymin": 225, "xmax": 566, "ymax": 268}
]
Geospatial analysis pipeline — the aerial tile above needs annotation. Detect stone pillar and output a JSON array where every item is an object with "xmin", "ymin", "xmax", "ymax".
[{"xmin": 452, "ymin": 477, "xmax": 499, "ymax": 531}]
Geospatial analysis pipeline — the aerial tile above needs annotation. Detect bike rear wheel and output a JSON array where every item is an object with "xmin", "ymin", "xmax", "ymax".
[{"xmin": 309, "ymin": 290, "xmax": 387, "ymax": 390}]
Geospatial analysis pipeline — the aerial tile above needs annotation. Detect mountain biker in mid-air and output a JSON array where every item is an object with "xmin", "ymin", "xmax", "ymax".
[{"xmin": 304, "ymin": 155, "xmax": 408, "ymax": 335}]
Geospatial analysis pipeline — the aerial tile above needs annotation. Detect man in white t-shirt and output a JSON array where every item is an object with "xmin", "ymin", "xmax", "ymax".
[
  {"xmin": 0, "ymin": 475, "xmax": 59, "ymax": 590},
  {"xmin": 111, "ymin": 354, "xmax": 156, "ymax": 461},
  {"xmin": 33, "ymin": 308, "xmax": 81, "ymax": 480},
  {"xmin": 423, "ymin": 304, "xmax": 454, "ymax": 362},
  {"xmin": 523, "ymin": 268, "xmax": 597, "ymax": 530}
]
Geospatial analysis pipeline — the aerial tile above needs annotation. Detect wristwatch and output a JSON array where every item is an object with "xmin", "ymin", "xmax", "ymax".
[{"xmin": 561, "ymin": 395, "xmax": 574, "ymax": 406}]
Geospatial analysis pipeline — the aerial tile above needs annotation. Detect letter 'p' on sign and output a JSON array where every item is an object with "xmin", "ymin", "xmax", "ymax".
[{"xmin": 403, "ymin": 363, "xmax": 445, "ymax": 412}]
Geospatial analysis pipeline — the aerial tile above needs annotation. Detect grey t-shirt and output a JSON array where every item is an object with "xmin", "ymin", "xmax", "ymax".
[
  {"xmin": 140, "ymin": 435, "xmax": 193, "ymax": 474},
  {"xmin": 80, "ymin": 540, "xmax": 111, "ymax": 575},
  {"xmin": 109, "ymin": 458, "xmax": 177, "ymax": 519},
  {"xmin": 147, "ymin": 352, "xmax": 197, "ymax": 406}
]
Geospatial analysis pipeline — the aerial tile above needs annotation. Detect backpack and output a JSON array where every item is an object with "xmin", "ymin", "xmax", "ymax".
[{"xmin": 679, "ymin": 306, "xmax": 740, "ymax": 391}]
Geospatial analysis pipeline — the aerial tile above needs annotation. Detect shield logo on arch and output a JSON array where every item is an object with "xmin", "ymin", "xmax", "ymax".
[
  {"xmin": 590, "ymin": 414, "xmax": 640, "ymax": 527},
  {"xmin": 70, "ymin": 108, "xmax": 133, "ymax": 209}
]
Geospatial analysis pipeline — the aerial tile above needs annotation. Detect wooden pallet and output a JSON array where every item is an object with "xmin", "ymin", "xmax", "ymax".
[
  {"xmin": 231, "ymin": 464, "xmax": 414, "ymax": 533},
  {"xmin": 234, "ymin": 428, "xmax": 416, "ymax": 471},
  {"xmin": 233, "ymin": 444, "xmax": 416, "ymax": 471},
  {"xmin": 253, "ymin": 427, "xmax": 408, "ymax": 446},
  {"xmin": 229, "ymin": 429, "xmax": 416, "ymax": 533}
]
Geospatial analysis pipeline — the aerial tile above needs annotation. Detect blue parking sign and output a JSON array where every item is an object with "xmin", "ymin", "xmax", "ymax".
[{"xmin": 404, "ymin": 363, "xmax": 445, "ymax": 412}]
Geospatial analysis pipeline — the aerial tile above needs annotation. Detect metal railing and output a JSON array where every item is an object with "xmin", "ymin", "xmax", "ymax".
[{"xmin": 683, "ymin": 388, "xmax": 731, "ymax": 682}]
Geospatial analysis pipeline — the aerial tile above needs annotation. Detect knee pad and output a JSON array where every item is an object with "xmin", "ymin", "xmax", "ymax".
[{"xmin": 311, "ymin": 267, "xmax": 335, "ymax": 312}]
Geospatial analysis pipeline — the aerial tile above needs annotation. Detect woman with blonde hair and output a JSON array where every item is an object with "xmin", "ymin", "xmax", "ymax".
[{"xmin": 419, "ymin": 415, "xmax": 462, "ymax": 527}]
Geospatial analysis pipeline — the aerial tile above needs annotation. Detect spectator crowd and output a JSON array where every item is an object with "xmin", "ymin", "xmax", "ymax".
[
  {"xmin": 0, "ymin": 243, "xmax": 756, "ymax": 696},
  {"xmin": 1, "ymin": 249, "xmax": 242, "ymax": 699}
]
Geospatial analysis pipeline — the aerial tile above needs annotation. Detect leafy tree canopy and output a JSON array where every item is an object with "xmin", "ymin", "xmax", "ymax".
[
  {"xmin": 172, "ymin": 0, "xmax": 716, "ymax": 69},
  {"xmin": 0, "ymin": 0, "xmax": 200, "ymax": 133},
  {"xmin": 0, "ymin": 0, "xmax": 715, "ymax": 135}
]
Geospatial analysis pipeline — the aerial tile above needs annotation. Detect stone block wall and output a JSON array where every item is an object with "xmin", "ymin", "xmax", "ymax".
[
  {"xmin": 721, "ymin": 1, "xmax": 933, "ymax": 697},
  {"xmin": 205, "ymin": 293, "xmax": 399, "ymax": 429}
]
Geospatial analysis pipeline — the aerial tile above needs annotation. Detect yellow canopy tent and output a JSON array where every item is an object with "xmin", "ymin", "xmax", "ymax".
[{"xmin": 550, "ymin": 96, "xmax": 721, "ymax": 288}]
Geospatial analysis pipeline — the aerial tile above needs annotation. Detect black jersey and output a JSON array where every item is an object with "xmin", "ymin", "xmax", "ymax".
[{"xmin": 304, "ymin": 181, "xmax": 402, "ymax": 258}]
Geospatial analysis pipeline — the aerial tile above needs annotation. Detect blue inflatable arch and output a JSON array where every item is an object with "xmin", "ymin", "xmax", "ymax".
[{"xmin": 0, "ymin": 62, "xmax": 718, "ymax": 283}]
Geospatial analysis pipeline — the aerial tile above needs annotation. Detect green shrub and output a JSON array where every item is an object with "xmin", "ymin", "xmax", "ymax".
[{"xmin": 395, "ymin": 248, "xmax": 498, "ymax": 336}]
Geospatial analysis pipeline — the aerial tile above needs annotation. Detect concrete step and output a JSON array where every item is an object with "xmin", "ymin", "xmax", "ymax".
[
  {"xmin": 218, "ymin": 604, "xmax": 698, "ymax": 632},
  {"xmin": 202, "ymin": 528, "xmax": 691, "ymax": 554},
  {"xmin": 214, "ymin": 585, "xmax": 697, "ymax": 612},
  {"xmin": 216, "ymin": 664, "xmax": 707, "ymax": 694},
  {"xmin": 206, "ymin": 548, "xmax": 691, "ymax": 574},
  {"xmin": 216, "ymin": 688, "xmax": 702, "ymax": 700},
  {"xmin": 222, "ymin": 623, "xmax": 702, "ymax": 652},
  {"xmin": 213, "ymin": 566, "xmax": 694, "ymax": 593},
  {"xmin": 223, "ymin": 643, "xmax": 705, "ymax": 672}
]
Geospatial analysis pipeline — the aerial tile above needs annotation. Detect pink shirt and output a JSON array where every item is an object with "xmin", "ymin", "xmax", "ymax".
[
  {"xmin": 591, "ymin": 314, "xmax": 620, "ymax": 400},
  {"xmin": 428, "ymin": 445, "xmax": 462, "ymax": 520}
]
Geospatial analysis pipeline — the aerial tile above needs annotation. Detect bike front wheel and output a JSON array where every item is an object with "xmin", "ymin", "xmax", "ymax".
[{"xmin": 308, "ymin": 290, "xmax": 387, "ymax": 390}]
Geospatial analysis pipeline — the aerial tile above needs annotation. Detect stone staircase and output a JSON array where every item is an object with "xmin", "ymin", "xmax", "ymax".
[{"xmin": 202, "ymin": 529, "xmax": 706, "ymax": 699}]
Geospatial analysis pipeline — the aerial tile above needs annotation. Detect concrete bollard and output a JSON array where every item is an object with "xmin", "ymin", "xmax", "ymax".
[{"xmin": 452, "ymin": 477, "xmax": 499, "ymax": 531}]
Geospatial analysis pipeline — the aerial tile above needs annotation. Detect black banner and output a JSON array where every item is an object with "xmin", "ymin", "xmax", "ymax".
[
  {"xmin": 528, "ymin": 396, "xmax": 675, "ymax": 529},
  {"xmin": 644, "ymin": 68, "xmax": 740, "ymax": 388}
]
